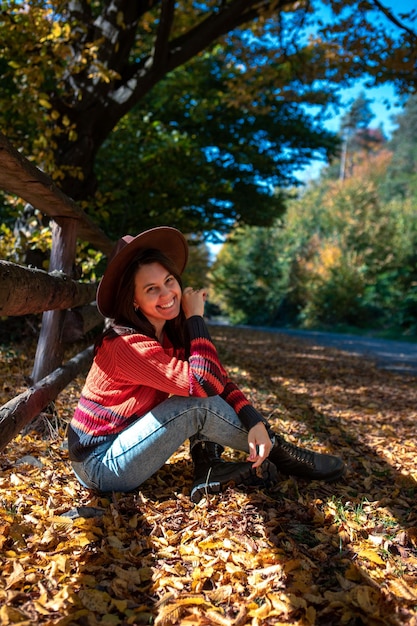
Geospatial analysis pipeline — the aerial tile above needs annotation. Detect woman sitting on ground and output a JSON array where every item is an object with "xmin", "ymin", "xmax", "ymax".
[{"xmin": 68, "ymin": 227, "xmax": 345, "ymax": 503}]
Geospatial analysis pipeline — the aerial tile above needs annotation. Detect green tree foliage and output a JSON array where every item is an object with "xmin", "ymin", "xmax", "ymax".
[
  {"xmin": 210, "ymin": 225, "xmax": 293, "ymax": 325},
  {"xmin": 95, "ymin": 50, "xmax": 338, "ymax": 239},
  {"xmin": 383, "ymin": 94, "xmax": 417, "ymax": 200},
  {"xmin": 0, "ymin": 0, "xmax": 416, "ymax": 241},
  {"xmin": 211, "ymin": 97, "xmax": 417, "ymax": 335},
  {"xmin": 182, "ymin": 238, "xmax": 212, "ymax": 293},
  {"xmin": 324, "ymin": 92, "xmax": 387, "ymax": 181}
]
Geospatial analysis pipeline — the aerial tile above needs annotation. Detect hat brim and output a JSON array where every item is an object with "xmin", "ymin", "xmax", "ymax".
[{"xmin": 96, "ymin": 227, "xmax": 188, "ymax": 318}]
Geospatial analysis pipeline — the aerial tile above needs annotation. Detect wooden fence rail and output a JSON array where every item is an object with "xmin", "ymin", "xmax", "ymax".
[
  {"xmin": 0, "ymin": 132, "xmax": 114, "ymax": 452},
  {"xmin": 0, "ymin": 260, "xmax": 97, "ymax": 316},
  {"xmin": 0, "ymin": 346, "xmax": 94, "ymax": 453},
  {"xmin": 0, "ymin": 133, "xmax": 113, "ymax": 255}
]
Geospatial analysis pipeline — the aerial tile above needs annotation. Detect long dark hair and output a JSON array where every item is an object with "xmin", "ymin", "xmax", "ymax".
[{"xmin": 96, "ymin": 248, "xmax": 188, "ymax": 351}]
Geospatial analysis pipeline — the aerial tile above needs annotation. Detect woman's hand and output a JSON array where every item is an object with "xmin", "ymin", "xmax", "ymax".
[
  {"xmin": 182, "ymin": 287, "xmax": 208, "ymax": 318},
  {"xmin": 247, "ymin": 422, "xmax": 273, "ymax": 468}
]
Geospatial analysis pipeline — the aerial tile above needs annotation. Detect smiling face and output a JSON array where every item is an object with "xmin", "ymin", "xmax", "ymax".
[{"xmin": 133, "ymin": 262, "xmax": 182, "ymax": 336}]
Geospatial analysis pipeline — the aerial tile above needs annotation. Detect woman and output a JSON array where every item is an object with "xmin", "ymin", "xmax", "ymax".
[{"xmin": 68, "ymin": 227, "xmax": 345, "ymax": 503}]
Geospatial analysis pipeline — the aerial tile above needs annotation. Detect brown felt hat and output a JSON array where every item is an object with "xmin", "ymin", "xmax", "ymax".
[{"xmin": 96, "ymin": 226, "xmax": 188, "ymax": 318}]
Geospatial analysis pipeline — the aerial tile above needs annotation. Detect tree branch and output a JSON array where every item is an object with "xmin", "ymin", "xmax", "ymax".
[
  {"xmin": 109, "ymin": 0, "xmax": 288, "ymax": 115},
  {"xmin": 371, "ymin": 0, "xmax": 417, "ymax": 39},
  {"xmin": 152, "ymin": 0, "xmax": 176, "ymax": 71}
]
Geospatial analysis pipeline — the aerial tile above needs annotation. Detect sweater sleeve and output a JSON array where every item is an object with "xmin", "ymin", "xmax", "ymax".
[
  {"xmin": 95, "ymin": 318, "xmax": 266, "ymax": 430},
  {"xmin": 220, "ymin": 380, "xmax": 266, "ymax": 431},
  {"xmin": 96, "ymin": 316, "xmax": 228, "ymax": 398},
  {"xmin": 186, "ymin": 316, "xmax": 228, "ymax": 395},
  {"xmin": 188, "ymin": 318, "xmax": 265, "ymax": 431}
]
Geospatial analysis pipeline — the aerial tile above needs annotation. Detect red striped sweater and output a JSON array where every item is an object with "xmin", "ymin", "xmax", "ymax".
[{"xmin": 68, "ymin": 316, "xmax": 264, "ymax": 461}]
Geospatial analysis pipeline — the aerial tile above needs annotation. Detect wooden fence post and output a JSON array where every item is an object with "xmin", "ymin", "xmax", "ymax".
[{"xmin": 31, "ymin": 218, "xmax": 78, "ymax": 382}]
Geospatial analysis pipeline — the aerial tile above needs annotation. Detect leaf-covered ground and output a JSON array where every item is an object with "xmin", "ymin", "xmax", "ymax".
[{"xmin": 1, "ymin": 324, "xmax": 416, "ymax": 625}]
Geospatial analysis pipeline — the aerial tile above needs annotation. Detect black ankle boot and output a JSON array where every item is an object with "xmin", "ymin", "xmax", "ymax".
[
  {"xmin": 269, "ymin": 434, "xmax": 345, "ymax": 481},
  {"xmin": 190, "ymin": 441, "xmax": 278, "ymax": 504}
]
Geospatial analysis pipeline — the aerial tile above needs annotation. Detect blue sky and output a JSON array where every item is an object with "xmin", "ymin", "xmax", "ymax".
[{"xmin": 324, "ymin": 83, "xmax": 403, "ymax": 136}]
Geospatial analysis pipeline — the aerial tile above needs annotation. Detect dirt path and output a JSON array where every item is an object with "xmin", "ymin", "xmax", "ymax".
[
  {"xmin": 261, "ymin": 328, "xmax": 417, "ymax": 377},
  {"xmin": 210, "ymin": 322, "xmax": 417, "ymax": 377}
]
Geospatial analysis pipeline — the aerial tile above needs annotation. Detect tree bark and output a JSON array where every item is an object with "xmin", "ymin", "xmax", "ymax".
[
  {"xmin": 0, "ymin": 345, "xmax": 94, "ymax": 453},
  {"xmin": 0, "ymin": 260, "xmax": 97, "ymax": 316}
]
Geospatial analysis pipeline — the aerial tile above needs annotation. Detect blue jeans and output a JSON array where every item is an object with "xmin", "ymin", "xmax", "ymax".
[{"xmin": 71, "ymin": 395, "xmax": 253, "ymax": 492}]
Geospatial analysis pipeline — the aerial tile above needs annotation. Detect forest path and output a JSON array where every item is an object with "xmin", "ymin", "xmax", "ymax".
[{"xmin": 211, "ymin": 322, "xmax": 417, "ymax": 377}]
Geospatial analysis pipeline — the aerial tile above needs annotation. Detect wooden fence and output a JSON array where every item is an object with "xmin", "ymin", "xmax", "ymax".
[{"xmin": 0, "ymin": 132, "xmax": 114, "ymax": 452}]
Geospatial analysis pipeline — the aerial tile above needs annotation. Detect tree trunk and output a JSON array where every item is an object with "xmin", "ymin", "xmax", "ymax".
[{"xmin": 0, "ymin": 345, "xmax": 93, "ymax": 453}]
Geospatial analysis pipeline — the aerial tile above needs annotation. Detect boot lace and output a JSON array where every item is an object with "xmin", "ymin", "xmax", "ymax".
[
  {"xmin": 277, "ymin": 436, "xmax": 316, "ymax": 467},
  {"xmin": 212, "ymin": 443, "xmax": 223, "ymax": 460}
]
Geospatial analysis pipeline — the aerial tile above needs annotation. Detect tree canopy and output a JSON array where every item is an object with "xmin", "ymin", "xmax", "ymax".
[
  {"xmin": 94, "ymin": 50, "xmax": 339, "ymax": 239},
  {"xmin": 0, "ymin": 0, "xmax": 416, "ymax": 239}
]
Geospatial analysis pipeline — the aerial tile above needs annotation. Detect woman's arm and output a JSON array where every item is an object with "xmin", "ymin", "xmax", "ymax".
[{"xmin": 98, "ymin": 316, "xmax": 228, "ymax": 398}]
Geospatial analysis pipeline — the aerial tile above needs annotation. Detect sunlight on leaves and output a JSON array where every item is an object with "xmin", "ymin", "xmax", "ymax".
[{"xmin": 0, "ymin": 326, "xmax": 416, "ymax": 624}]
